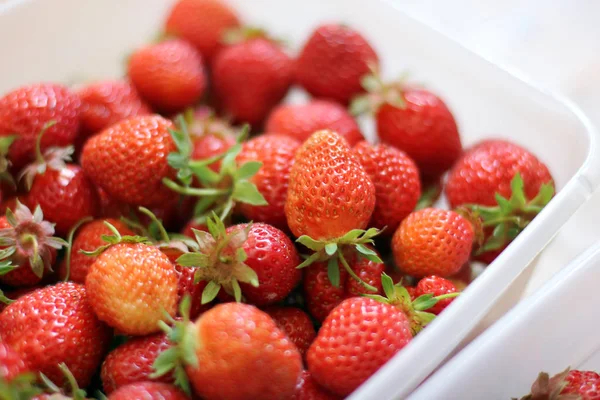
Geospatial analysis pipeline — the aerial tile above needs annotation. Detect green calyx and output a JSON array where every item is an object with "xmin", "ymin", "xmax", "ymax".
[
  {"xmin": 176, "ymin": 213, "xmax": 258, "ymax": 304},
  {"xmin": 151, "ymin": 295, "xmax": 198, "ymax": 396},
  {"xmin": 0, "ymin": 372, "xmax": 43, "ymax": 400},
  {"xmin": 0, "ymin": 135, "xmax": 17, "ymax": 189},
  {"xmin": 459, "ymin": 173, "xmax": 555, "ymax": 255},
  {"xmin": 350, "ymin": 65, "xmax": 408, "ymax": 116},
  {"xmin": 39, "ymin": 363, "xmax": 87, "ymax": 400},
  {"xmin": 516, "ymin": 367, "xmax": 577, "ymax": 400},
  {"xmin": 80, "ymin": 221, "xmax": 152, "ymax": 257},
  {"xmin": 296, "ymin": 228, "xmax": 383, "ymax": 293}
]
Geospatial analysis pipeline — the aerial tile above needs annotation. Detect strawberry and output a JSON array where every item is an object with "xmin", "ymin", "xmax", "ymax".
[
  {"xmin": 292, "ymin": 371, "xmax": 341, "ymax": 400},
  {"xmin": 264, "ymin": 306, "xmax": 317, "ymax": 359},
  {"xmin": 353, "ymin": 141, "xmax": 421, "ymax": 233},
  {"xmin": 0, "ymin": 83, "xmax": 80, "ymax": 170},
  {"xmin": 101, "ymin": 332, "xmax": 173, "ymax": 394},
  {"xmin": 108, "ymin": 381, "xmax": 188, "ymax": 400},
  {"xmin": 181, "ymin": 219, "xmax": 207, "ymax": 238},
  {"xmin": 414, "ymin": 275, "xmax": 458, "ymax": 315},
  {"xmin": 0, "ymin": 286, "xmax": 39, "ymax": 313},
  {"xmin": 307, "ymin": 296, "xmax": 411, "ymax": 397},
  {"xmin": 212, "ymin": 35, "xmax": 293, "ymax": 125},
  {"xmin": 81, "ymin": 115, "xmax": 178, "ymax": 208},
  {"xmin": 296, "ymin": 24, "xmax": 378, "ymax": 104},
  {"xmin": 303, "ymin": 249, "xmax": 384, "ymax": 322},
  {"xmin": 0, "ymin": 282, "xmax": 111, "ymax": 387},
  {"xmin": 85, "ymin": 224, "xmax": 178, "ymax": 335},
  {"xmin": 164, "ymin": 0, "xmax": 240, "ymax": 61},
  {"xmin": 521, "ymin": 368, "xmax": 600, "ymax": 400},
  {"xmin": 0, "ymin": 202, "xmax": 66, "ymax": 288},
  {"xmin": 0, "ymin": 340, "xmax": 29, "ymax": 382},
  {"xmin": 128, "ymin": 39, "xmax": 206, "ymax": 113},
  {"xmin": 0, "ymin": 136, "xmax": 17, "ymax": 193},
  {"xmin": 392, "ymin": 208, "xmax": 474, "ymax": 277},
  {"xmin": 236, "ymin": 134, "xmax": 300, "ymax": 229},
  {"xmin": 187, "ymin": 108, "xmax": 237, "ymax": 172},
  {"xmin": 265, "ymin": 100, "xmax": 364, "ymax": 145},
  {"xmin": 0, "ymin": 195, "xmax": 29, "ymax": 216}
]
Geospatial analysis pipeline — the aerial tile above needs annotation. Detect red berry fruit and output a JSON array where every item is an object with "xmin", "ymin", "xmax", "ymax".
[
  {"xmin": 264, "ymin": 306, "xmax": 317, "ymax": 359},
  {"xmin": 415, "ymin": 275, "xmax": 458, "ymax": 315}
]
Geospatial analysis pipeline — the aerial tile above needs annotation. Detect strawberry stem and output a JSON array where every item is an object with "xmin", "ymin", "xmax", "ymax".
[
  {"xmin": 33, "ymin": 120, "xmax": 57, "ymax": 164},
  {"xmin": 338, "ymin": 250, "xmax": 377, "ymax": 292},
  {"xmin": 63, "ymin": 216, "xmax": 94, "ymax": 282},
  {"xmin": 162, "ymin": 178, "xmax": 229, "ymax": 196}
]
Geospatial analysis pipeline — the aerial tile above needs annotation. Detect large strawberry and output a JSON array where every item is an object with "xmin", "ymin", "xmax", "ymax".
[
  {"xmin": 296, "ymin": 24, "xmax": 378, "ymax": 104},
  {"xmin": 0, "ymin": 83, "xmax": 80, "ymax": 170},
  {"xmin": 292, "ymin": 370, "xmax": 342, "ymax": 400},
  {"xmin": 108, "ymin": 381, "xmax": 188, "ymax": 400},
  {"xmin": 81, "ymin": 115, "xmax": 177, "ymax": 208},
  {"xmin": 307, "ymin": 296, "xmax": 412, "ymax": 397},
  {"xmin": 265, "ymin": 100, "xmax": 364, "ymax": 145},
  {"xmin": 520, "ymin": 368, "xmax": 600, "ymax": 400},
  {"xmin": 212, "ymin": 34, "xmax": 293, "ymax": 125},
  {"xmin": 164, "ymin": 0, "xmax": 240, "ymax": 61},
  {"xmin": 128, "ymin": 39, "xmax": 206, "ymax": 113},
  {"xmin": 0, "ymin": 282, "xmax": 112, "ymax": 387},
  {"xmin": 264, "ymin": 306, "xmax": 317, "ymax": 359},
  {"xmin": 353, "ymin": 141, "xmax": 421, "ymax": 233}
]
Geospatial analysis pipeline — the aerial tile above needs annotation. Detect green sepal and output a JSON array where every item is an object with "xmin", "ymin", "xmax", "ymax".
[
  {"xmin": 327, "ymin": 257, "xmax": 340, "ymax": 288},
  {"xmin": 0, "ymin": 288, "xmax": 14, "ymax": 305},
  {"xmin": 325, "ymin": 243, "xmax": 338, "ymax": 256},
  {"xmin": 296, "ymin": 252, "xmax": 322, "ymax": 269},
  {"xmin": 232, "ymin": 180, "xmax": 267, "ymax": 206},
  {"xmin": 201, "ymin": 281, "xmax": 221, "ymax": 304},
  {"xmin": 80, "ymin": 221, "xmax": 152, "ymax": 256},
  {"xmin": 0, "ymin": 371, "xmax": 43, "ymax": 400},
  {"xmin": 235, "ymin": 161, "xmax": 262, "ymax": 181},
  {"xmin": 177, "ymin": 253, "xmax": 209, "ymax": 268}
]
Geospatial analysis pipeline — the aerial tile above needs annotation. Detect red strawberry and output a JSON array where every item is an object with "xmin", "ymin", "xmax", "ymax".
[
  {"xmin": 212, "ymin": 37, "xmax": 293, "ymax": 125},
  {"xmin": 292, "ymin": 371, "xmax": 341, "ymax": 400},
  {"xmin": 128, "ymin": 39, "xmax": 206, "ymax": 113},
  {"xmin": 303, "ymin": 250, "xmax": 384, "ymax": 322},
  {"xmin": 353, "ymin": 141, "xmax": 421, "ymax": 233},
  {"xmin": 108, "ymin": 382, "xmax": 188, "ymax": 400},
  {"xmin": 522, "ymin": 368, "xmax": 600, "ymax": 400},
  {"xmin": 164, "ymin": 0, "xmax": 240, "ymax": 61},
  {"xmin": 307, "ymin": 297, "xmax": 412, "ymax": 397},
  {"xmin": 0, "ymin": 195, "xmax": 29, "ymax": 216},
  {"xmin": 296, "ymin": 24, "xmax": 378, "ymax": 104},
  {"xmin": 81, "ymin": 115, "xmax": 178, "ymax": 208},
  {"xmin": 265, "ymin": 100, "xmax": 364, "ymax": 145},
  {"xmin": 0, "ymin": 83, "xmax": 80, "ymax": 170},
  {"xmin": 392, "ymin": 208, "xmax": 474, "ymax": 277},
  {"xmin": 0, "ymin": 202, "xmax": 66, "ymax": 287},
  {"xmin": 0, "ymin": 286, "xmax": 40, "ymax": 313},
  {"xmin": 101, "ymin": 333, "xmax": 173, "ymax": 394},
  {"xmin": 236, "ymin": 134, "xmax": 300, "ymax": 229},
  {"xmin": 264, "ymin": 306, "xmax": 316, "ymax": 359},
  {"xmin": 0, "ymin": 340, "xmax": 29, "ymax": 382},
  {"xmin": 0, "ymin": 282, "xmax": 111, "ymax": 387},
  {"xmin": 414, "ymin": 276, "xmax": 458, "ymax": 315},
  {"xmin": 181, "ymin": 219, "xmax": 207, "ymax": 238}
]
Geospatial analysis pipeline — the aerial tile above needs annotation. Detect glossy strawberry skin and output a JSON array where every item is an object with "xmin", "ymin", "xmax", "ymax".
[
  {"xmin": 0, "ymin": 83, "xmax": 81, "ymax": 170},
  {"xmin": 265, "ymin": 100, "xmax": 364, "ymax": 145},
  {"xmin": 415, "ymin": 275, "xmax": 458, "ymax": 315},
  {"xmin": 307, "ymin": 297, "xmax": 412, "ymax": 397},
  {"xmin": 353, "ymin": 141, "xmax": 421, "ymax": 233},
  {"xmin": 0, "ymin": 282, "xmax": 112, "ymax": 387},
  {"xmin": 561, "ymin": 370, "xmax": 600, "ymax": 399},
  {"xmin": 236, "ymin": 134, "xmax": 300, "ymax": 229},
  {"xmin": 187, "ymin": 303, "xmax": 302, "ymax": 400},
  {"xmin": 285, "ymin": 130, "xmax": 375, "ymax": 240},
  {"xmin": 212, "ymin": 38, "xmax": 293, "ymax": 125},
  {"xmin": 0, "ymin": 340, "xmax": 29, "ymax": 382},
  {"xmin": 445, "ymin": 139, "xmax": 554, "ymax": 208},
  {"xmin": 296, "ymin": 24, "xmax": 378, "ymax": 104},
  {"xmin": 376, "ymin": 89, "xmax": 462, "ymax": 181},
  {"xmin": 108, "ymin": 381, "xmax": 188, "ymax": 400},
  {"xmin": 264, "ymin": 306, "xmax": 316, "ymax": 359},
  {"xmin": 27, "ymin": 164, "xmax": 99, "ymax": 236},
  {"xmin": 81, "ymin": 115, "xmax": 178, "ymax": 208},
  {"xmin": 191, "ymin": 132, "xmax": 236, "ymax": 172},
  {"xmin": 165, "ymin": 0, "xmax": 240, "ymax": 61},
  {"xmin": 0, "ymin": 286, "xmax": 40, "ymax": 313},
  {"xmin": 392, "ymin": 208, "xmax": 474, "ymax": 278},
  {"xmin": 292, "ymin": 370, "xmax": 342, "ymax": 400},
  {"xmin": 101, "ymin": 333, "xmax": 173, "ymax": 394}
]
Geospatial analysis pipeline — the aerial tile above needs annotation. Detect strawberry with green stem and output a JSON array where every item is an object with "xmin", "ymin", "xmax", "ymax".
[{"xmin": 39, "ymin": 363, "xmax": 87, "ymax": 400}]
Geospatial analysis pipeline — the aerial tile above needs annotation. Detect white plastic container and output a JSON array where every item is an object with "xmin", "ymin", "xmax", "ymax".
[
  {"xmin": 1, "ymin": 1, "xmax": 599, "ymax": 398},
  {"xmin": 410, "ymin": 241, "xmax": 600, "ymax": 400}
]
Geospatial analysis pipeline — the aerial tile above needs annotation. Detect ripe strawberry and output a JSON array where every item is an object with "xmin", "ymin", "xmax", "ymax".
[
  {"xmin": 0, "ymin": 83, "xmax": 80, "ymax": 170},
  {"xmin": 292, "ymin": 371, "xmax": 342, "ymax": 400},
  {"xmin": 81, "ymin": 115, "xmax": 178, "ymax": 208},
  {"xmin": 264, "ymin": 306, "xmax": 317, "ymax": 359},
  {"xmin": 236, "ymin": 134, "xmax": 300, "ymax": 229},
  {"xmin": 392, "ymin": 208, "xmax": 474, "ymax": 277},
  {"xmin": 296, "ymin": 24, "xmax": 378, "ymax": 104},
  {"xmin": 0, "ymin": 202, "xmax": 66, "ymax": 287},
  {"xmin": 414, "ymin": 276, "xmax": 458, "ymax": 315},
  {"xmin": 164, "ymin": 0, "xmax": 240, "ymax": 61},
  {"xmin": 307, "ymin": 297, "xmax": 412, "ymax": 397},
  {"xmin": 181, "ymin": 219, "xmax": 207, "ymax": 238},
  {"xmin": 0, "ymin": 286, "xmax": 39, "ymax": 313},
  {"xmin": 265, "ymin": 100, "xmax": 364, "ymax": 145},
  {"xmin": 108, "ymin": 382, "xmax": 188, "ymax": 400},
  {"xmin": 353, "ymin": 141, "xmax": 421, "ymax": 233},
  {"xmin": 212, "ymin": 36, "xmax": 293, "ymax": 125},
  {"xmin": 0, "ymin": 282, "xmax": 111, "ymax": 387},
  {"xmin": 521, "ymin": 368, "xmax": 600, "ymax": 400},
  {"xmin": 0, "ymin": 340, "xmax": 29, "ymax": 382}
]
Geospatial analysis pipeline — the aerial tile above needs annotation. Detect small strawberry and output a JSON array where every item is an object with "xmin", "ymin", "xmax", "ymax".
[
  {"xmin": 84, "ymin": 223, "xmax": 178, "ymax": 335},
  {"xmin": 0, "ymin": 202, "xmax": 66, "ymax": 288},
  {"xmin": 128, "ymin": 39, "xmax": 206, "ymax": 113},
  {"xmin": 108, "ymin": 381, "xmax": 188, "ymax": 400},
  {"xmin": 164, "ymin": 0, "xmax": 240, "ymax": 61},
  {"xmin": 265, "ymin": 100, "xmax": 364, "ymax": 145},
  {"xmin": 236, "ymin": 134, "xmax": 300, "ymax": 229},
  {"xmin": 0, "ymin": 282, "xmax": 112, "ymax": 387},
  {"xmin": 353, "ymin": 141, "xmax": 421, "ymax": 233},
  {"xmin": 186, "ymin": 107, "xmax": 237, "ymax": 172},
  {"xmin": 0, "ymin": 83, "xmax": 81, "ymax": 170},
  {"xmin": 307, "ymin": 296, "xmax": 412, "ymax": 397},
  {"xmin": 414, "ymin": 275, "xmax": 458, "ymax": 315},
  {"xmin": 212, "ymin": 33, "xmax": 293, "ymax": 125},
  {"xmin": 81, "ymin": 115, "xmax": 178, "ymax": 208},
  {"xmin": 264, "ymin": 306, "xmax": 317, "ymax": 359},
  {"xmin": 292, "ymin": 371, "xmax": 342, "ymax": 400},
  {"xmin": 392, "ymin": 208, "xmax": 474, "ymax": 277},
  {"xmin": 296, "ymin": 24, "xmax": 379, "ymax": 104},
  {"xmin": 520, "ymin": 368, "xmax": 600, "ymax": 400}
]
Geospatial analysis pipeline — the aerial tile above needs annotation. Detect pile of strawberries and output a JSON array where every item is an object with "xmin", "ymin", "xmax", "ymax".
[{"xmin": 0, "ymin": 0, "xmax": 555, "ymax": 399}]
